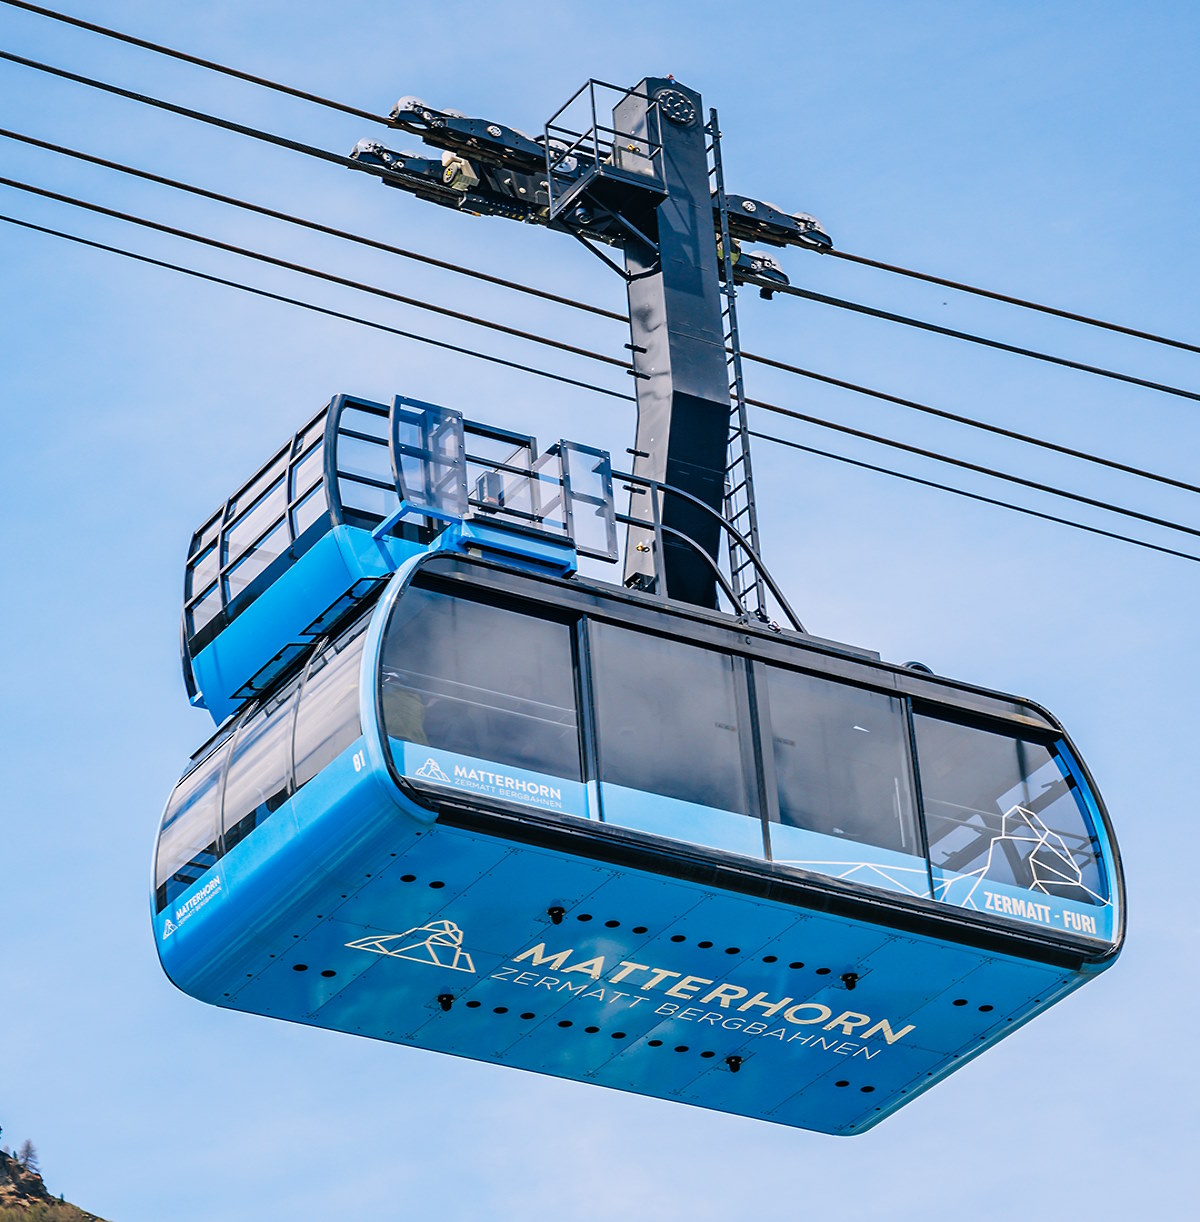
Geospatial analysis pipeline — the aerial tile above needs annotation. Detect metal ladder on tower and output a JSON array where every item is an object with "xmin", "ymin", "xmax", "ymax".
[{"xmin": 707, "ymin": 108, "xmax": 768, "ymax": 622}]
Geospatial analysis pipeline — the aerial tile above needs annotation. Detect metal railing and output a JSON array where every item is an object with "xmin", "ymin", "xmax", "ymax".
[
  {"xmin": 543, "ymin": 79, "xmax": 665, "ymax": 220},
  {"xmin": 611, "ymin": 469, "xmax": 803, "ymax": 632}
]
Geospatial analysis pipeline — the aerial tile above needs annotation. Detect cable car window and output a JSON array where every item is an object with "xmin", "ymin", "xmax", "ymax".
[
  {"xmin": 379, "ymin": 588, "xmax": 583, "ymax": 811},
  {"xmin": 222, "ymin": 680, "xmax": 297, "ymax": 854},
  {"xmin": 589, "ymin": 623, "xmax": 762, "ymax": 858},
  {"xmin": 761, "ymin": 667, "xmax": 928, "ymax": 896},
  {"xmin": 155, "ymin": 743, "xmax": 226, "ymax": 912},
  {"xmin": 293, "ymin": 617, "xmax": 369, "ymax": 789},
  {"xmin": 914, "ymin": 714, "xmax": 1109, "ymax": 930}
]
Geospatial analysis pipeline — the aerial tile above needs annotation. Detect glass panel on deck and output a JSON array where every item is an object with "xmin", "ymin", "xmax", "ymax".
[
  {"xmin": 762, "ymin": 667, "xmax": 928, "ymax": 897},
  {"xmin": 156, "ymin": 743, "xmax": 226, "ymax": 912},
  {"xmin": 224, "ymin": 476, "xmax": 288, "ymax": 602},
  {"xmin": 338, "ymin": 478, "xmax": 399, "ymax": 523},
  {"xmin": 590, "ymin": 623, "xmax": 762, "ymax": 858},
  {"xmin": 379, "ymin": 586, "xmax": 583, "ymax": 815},
  {"xmin": 230, "ymin": 454, "xmax": 287, "ymax": 518},
  {"xmin": 226, "ymin": 518, "xmax": 289, "ymax": 601},
  {"xmin": 293, "ymin": 617, "xmax": 369, "ymax": 789},
  {"xmin": 291, "ymin": 484, "xmax": 327, "ymax": 538},
  {"xmin": 222, "ymin": 680, "xmax": 297, "ymax": 854},
  {"xmin": 187, "ymin": 541, "xmax": 219, "ymax": 598},
  {"xmin": 915, "ymin": 714, "xmax": 1110, "ymax": 939},
  {"xmin": 337, "ymin": 435, "xmax": 391, "ymax": 483},
  {"xmin": 561, "ymin": 442, "xmax": 617, "ymax": 560},
  {"xmin": 187, "ymin": 581, "xmax": 222, "ymax": 638},
  {"xmin": 339, "ymin": 404, "xmax": 389, "ymax": 440},
  {"xmin": 392, "ymin": 400, "xmax": 467, "ymax": 522},
  {"xmin": 291, "ymin": 442, "xmax": 324, "ymax": 500}
]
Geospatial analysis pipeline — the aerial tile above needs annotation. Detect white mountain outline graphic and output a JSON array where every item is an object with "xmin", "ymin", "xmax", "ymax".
[
  {"xmin": 934, "ymin": 804, "xmax": 1110, "ymax": 911},
  {"xmin": 346, "ymin": 919, "xmax": 476, "ymax": 973},
  {"xmin": 414, "ymin": 757, "xmax": 451, "ymax": 783}
]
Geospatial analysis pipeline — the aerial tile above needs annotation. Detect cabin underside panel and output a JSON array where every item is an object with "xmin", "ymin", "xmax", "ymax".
[{"xmin": 159, "ymin": 805, "xmax": 1081, "ymax": 1135}]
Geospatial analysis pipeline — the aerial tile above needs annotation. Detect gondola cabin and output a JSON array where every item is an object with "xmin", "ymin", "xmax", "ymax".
[{"xmin": 155, "ymin": 392, "xmax": 1123, "ymax": 1135}]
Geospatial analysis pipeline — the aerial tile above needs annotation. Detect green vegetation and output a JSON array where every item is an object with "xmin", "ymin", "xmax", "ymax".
[{"xmin": 0, "ymin": 1204, "xmax": 104, "ymax": 1221}]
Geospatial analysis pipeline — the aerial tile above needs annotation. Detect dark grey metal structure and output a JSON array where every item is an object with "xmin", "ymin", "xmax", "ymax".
[{"xmin": 350, "ymin": 76, "xmax": 832, "ymax": 614}]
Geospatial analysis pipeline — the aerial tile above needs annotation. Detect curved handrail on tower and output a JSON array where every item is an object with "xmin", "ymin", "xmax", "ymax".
[{"xmin": 614, "ymin": 467, "xmax": 805, "ymax": 633}]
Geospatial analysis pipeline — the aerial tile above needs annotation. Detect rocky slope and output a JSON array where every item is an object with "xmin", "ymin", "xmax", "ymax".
[{"xmin": 0, "ymin": 1151, "xmax": 107, "ymax": 1221}]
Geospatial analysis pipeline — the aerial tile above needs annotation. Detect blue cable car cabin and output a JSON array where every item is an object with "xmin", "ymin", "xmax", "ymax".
[{"xmin": 156, "ymin": 392, "xmax": 1123, "ymax": 1136}]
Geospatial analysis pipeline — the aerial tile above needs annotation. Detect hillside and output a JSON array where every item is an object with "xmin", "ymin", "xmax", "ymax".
[{"xmin": 0, "ymin": 1151, "xmax": 107, "ymax": 1221}]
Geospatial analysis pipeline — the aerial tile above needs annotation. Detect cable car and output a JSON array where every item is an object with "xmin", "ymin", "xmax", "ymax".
[{"xmin": 155, "ymin": 391, "xmax": 1123, "ymax": 1135}]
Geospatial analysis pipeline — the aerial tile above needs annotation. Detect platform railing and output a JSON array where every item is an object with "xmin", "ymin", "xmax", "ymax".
[
  {"xmin": 543, "ymin": 79, "xmax": 665, "ymax": 222},
  {"xmin": 606, "ymin": 469, "xmax": 803, "ymax": 632}
]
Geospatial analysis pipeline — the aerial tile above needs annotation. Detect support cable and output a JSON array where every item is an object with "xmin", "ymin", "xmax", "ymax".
[
  {"xmin": 6, "ymin": 205, "xmax": 1194, "ymax": 567},
  {"xmin": 826, "ymin": 249, "xmax": 1200, "ymax": 357},
  {"xmin": 6, "ymin": 4, "xmax": 1192, "ymax": 360},
  {"xmin": 0, "ymin": 50, "xmax": 382, "ymax": 177},
  {"xmin": 744, "ymin": 274, "xmax": 1200, "ymax": 405},
  {"xmin": 0, "ymin": 0, "xmax": 391, "ymax": 125},
  {"xmin": 749, "ymin": 429, "xmax": 1200, "ymax": 566},
  {"xmin": 740, "ymin": 349, "xmax": 1200, "ymax": 497},
  {"xmin": 8, "ymin": 43, "xmax": 1192, "ymax": 397},
  {"xmin": 744, "ymin": 393, "xmax": 1200, "ymax": 542},
  {"xmin": 0, "ymin": 212, "xmax": 636, "ymax": 402},
  {"xmin": 0, "ymin": 127, "xmax": 626, "ymax": 323},
  {"xmin": 0, "ymin": 175, "xmax": 635, "ymax": 371},
  {"xmin": 5, "ymin": 182, "xmax": 1190, "ymax": 545}
]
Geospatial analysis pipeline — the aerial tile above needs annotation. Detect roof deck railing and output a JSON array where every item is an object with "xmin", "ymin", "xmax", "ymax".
[{"xmin": 181, "ymin": 392, "xmax": 802, "ymax": 715}]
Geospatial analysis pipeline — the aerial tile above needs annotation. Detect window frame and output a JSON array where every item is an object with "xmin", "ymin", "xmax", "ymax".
[
  {"xmin": 749, "ymin": 659, "xmax": 928, "ymax": 880},
  {"xmin": 157, "ymin": 610, "xmax": 371, "ymax": 913},
  {"xmin": 908, "ymin": 700, "xmax": 1110, "ymax": 912},
  {"xmin": 585, "ymin": 616, "xmax": 767, "ymax": 855},
  {"xmin": 380, "ymin": 556, "xmax": 1121, "ymax": 960},
  {"xmin": 376, "ymin": 576, "xmax": 586, "ymax": 809}
]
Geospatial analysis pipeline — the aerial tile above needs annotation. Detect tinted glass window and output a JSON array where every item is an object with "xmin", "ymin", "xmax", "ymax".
[
  {"xmin": 293, "ymin": 617, "xmax": 369, "ymax": 788},
  {"xmin": 590, "ymin": 623, "xmax": 761, "ymax": 857},
  {"xmin": 222, "ymin": 681, "xmax": 297, "ymax": 854},
  {"xmin": 379, "ymin": 586, "xmax": 581, "ymax": 781},
  {"xmin": 156, "ymin": 743, "xmax": 226, "ymax": 912},
  {"xmin": 915, "ymin": 714, "xmax": 1106, "ymax": 907},
  {"xmin": 764, "ymin": 667, "xmax": 921, "ymax": 857}
]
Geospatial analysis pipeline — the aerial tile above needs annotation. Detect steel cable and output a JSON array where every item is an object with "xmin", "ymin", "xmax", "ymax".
[
  {"xmin": 748, "ymin": 429, "xmax": 1200, "ymax": 565},
  {"xmin": 0, "ymin": 175, "xmax": 635, "ymax": 371},
  {"xmin": 6, "ymin": 206, "xmax": 1197, "ymax": 567},
  {"xmin": 743, "ymin": 393, "xmax": 1200, "ymax": 541},
  {"xmin": 0, "ymin": 126, "xmax": 626, "ymax": 323},
  {"xmin": 0, "ymin": 49, "xmax": 377, "ymax": 174},
  {"xmin": 825, "ymin": 249, "xmax": 1200, "ymax": 356},
  {"xmin": 7, "ymin": 46, "xmax": 1192, "ymax": 404},
  {"xmin": 740, "ymin": 348, "xmax": 1200, "ymax": 497},
  {"xmin": 0, "ymin": 0, "xmax": 391, "ymax": 125},
  {"xmin": 6, "ymin": 5, "xmax": 1193, "ymax": 362},
  {"xmin": 743, "ymin": 274, "xmax": 1200, "ymax": 404},
  {"xmin": 0, "ymin": 212, "xmax": 637, "ymax": 401}
]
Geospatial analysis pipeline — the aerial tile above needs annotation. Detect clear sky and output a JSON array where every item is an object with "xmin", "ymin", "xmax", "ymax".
[{"xmin": 1, "ymin": 2, "xmax": 1197, "ymax": 1219}]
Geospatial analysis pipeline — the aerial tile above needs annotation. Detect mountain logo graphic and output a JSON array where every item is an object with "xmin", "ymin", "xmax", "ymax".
[
  {"xmin": 161, "ymin": 918, "xmax": 177, "ymax": 940},
  {"xmin": 346, "ymin": 919, "xmax": 476, "ymax": 973},
  {"xmin": 414, "ymin": 757, "xmax": 451, "ymax": 783}
]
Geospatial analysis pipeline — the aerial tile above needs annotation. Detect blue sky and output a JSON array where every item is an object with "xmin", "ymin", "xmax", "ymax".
[{"xmin": 1, "ymin": 2, "xmax": 1197, "ymax": 1218}]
